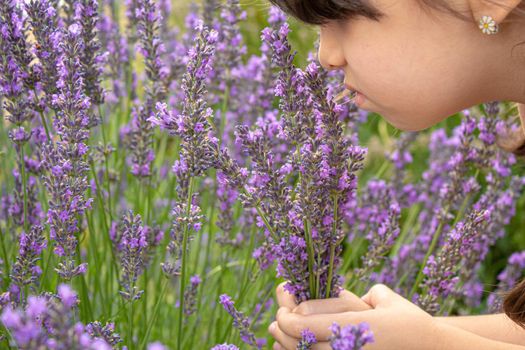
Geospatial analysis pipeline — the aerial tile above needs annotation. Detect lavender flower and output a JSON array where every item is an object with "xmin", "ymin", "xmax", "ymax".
[
  {"xmin": 161, "ymin": 197, "xmax": 203, "ymax": 277},
  {"xmin": 232, "ymin": 25, "xmax": 368, "ymax": 303},
  {"xmin": 0, "ymin": 0, "xmax": 38, "ymax": 91},
  {"xmin": 125, "ymin": 104, "xmax": 156, "ymax": 177},
  {"xmin": 111, "ymin": 210, "xmax": 147, "ymax": 300},
  {"xmin": 1, "ymin": 285, "xmax": 112, "ymax": 349},
  {"xmin": 97, "ymin": 7, "xmax": 129, "ymax": 105},
  {"xmin": 183, "ymin": 274, "xmax": 201, "ymax": 316},
  {"xmin": 215, "ymin": 171, "xmax": 243, "ymax": 247},
  {"xmin": 329, "ymin": 322, "xmax": 374, "ymax": 350},
  {"xmin": 151, "ymin": 21, "xmax": 219, "ymax": 183},
  {"xmin": 10, "ymin": 225, "xmax": 47, "ymax": 301},
  {"xmin": 418, "ymin": 209, "xmax": 490, "ymax": 314},
  {"xmin": 76, "ymin": 0, "xmax": 106, "ymax": 109},
  {"xmin": 25, "ymin": 0, "xmax": 61, "ymax": 107},
  {"xmin": 1, "ymin": 295, "xmax": 49, "ymax": 348},
  {"xmin": 489, "ymin": 251, "xmax": 525, "ymax": 312},
  {"xmin": 148, "ymin": 342, "xmax": 168, "ymax": 350},
  {"xmin": 7, "ymin": 170, "xmax": 43, "ymax": 227},
  {"xmin": 219, "ymin": 294, "xmax": 265, "ymax": 349},
  {"xmin": 386, "ymin": 131, "xmax": 419, "ymax": 207},
  {"xmin": 85, "ymin": 321, "xmax": 122, "ymax": 347},
  {"xmin": 201, "ymin": 0, "xmax": 221, "ymax": 27},
  {"xmin": 136, "ymin": 0, "xmax": 167, "ymax": 103},
  {"xmin": 353, "ymin": 182, "xmax": 401, "ymax": 283},
  {"xmin": 142, "ymin": 223, "xmax": 164, "ymax": 267},
  {"xmin": 211, "ymin": 0, "xmax": 247, "ymax": 111},
  {"xmin": 62, "ymin": 0, "xmax": 77, "ymax": 27},
  {"xmin": 124, "ymin": 0, "xmax": 168, "ymax": 178},
  {"xmin": 41, "ymin": 22, "xmax": 94, "ymax": 280},
  {"xmin": 211, "ymin": 344, "xmax": 240, "ymax": 350},
  {"xmin": 383, "ymin": 115, "xmax": 483, "ymax": 296},
  {"xmin": 0, "ymin": 35, "xmax": 34, "ymax": 135},
  {"xmin": 297, "ymin": 329, "xmax": 317, "ymax": 350},
  {"xmin": 151, "ymin": 23, "xmax": 223, "ymax": 296}
]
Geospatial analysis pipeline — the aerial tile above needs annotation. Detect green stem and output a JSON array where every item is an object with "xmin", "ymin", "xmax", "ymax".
[
  {"xmin": 85, "ymin": 209, "xmax": 106, "ymax": 311},
  {"xmin": 128, "ymin": 300, "xmax": 134, "ymax": 350},
  {"xmin": 390, "ymin": 204, "xmax": 421, "ymax": 258},
  {"xmin": 142, "ymin": 269, "xmax": 148, "ymax": 341},
  {"xmin": 342, "ymin": 234, "xmax": 367, "ymax": 274},
  {"xmin": 408, "ymin": 213, "xmax": 448, "ymax": 300},
  {"xmin": 19, "ymin": 146, "xmax": 28, "ymax": 232},
  {"xmin": 408, "ymin": 170, "xmax": 479, "ymax": 300},
  {"xmin": 248, "ymin": 192, "xmax": 298, "ymax": 285},
  {"xmin": 75, "ymin": 241, "xmax": 94, "ymax": 321},
  {"xmin": 325, "ymin": 194, "xmax": 339, "ymax": 299},
  {"xmin": 33, "ymin": 92, "xmax": 51, "ymax": 142},
  {"xmin": 176, "ymin": 177, "xmax": 196, "ymax": 350},
  {"xmin": 303, "ymin": 218, "xmax": 316, "ymax": 299},
  {"xmin": 315, "ymin": 253, "xmax": 321, "ymax": 299},
  {"xmin": 140, "ymin": 278, "xmax": 169, "ymax": 349},
  {"xmin": 39, "ymin": 247, "xmax": 54, "ymax": 293},
  {"xmin": 0, "ymin": 225, "xmax": 11, "ymax": 284}
]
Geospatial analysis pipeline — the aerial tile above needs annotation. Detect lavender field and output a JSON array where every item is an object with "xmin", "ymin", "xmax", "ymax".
[{"xmin": 1, "ymin": 0, "xmax": 525, "ymax": 349}]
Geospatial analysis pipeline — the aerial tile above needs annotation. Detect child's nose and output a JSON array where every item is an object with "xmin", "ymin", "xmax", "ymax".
[{"xmin": 318, "ymin": 26, "xmax": 347, "ymax": 71}]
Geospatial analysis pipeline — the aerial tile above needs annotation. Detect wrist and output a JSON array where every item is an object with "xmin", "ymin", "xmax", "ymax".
[
  {"xmin": 431, "ymin": 319, "xmax": 460, "ymax": 350},
  {"xmin": 427, "ymin": 318, "xmax": 450, "ymax": 350}
]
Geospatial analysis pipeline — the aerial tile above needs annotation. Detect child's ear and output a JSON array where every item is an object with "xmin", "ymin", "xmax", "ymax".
[{"xmin": 468, "ymin": 0, "xmax": 523, "ymax": 25}]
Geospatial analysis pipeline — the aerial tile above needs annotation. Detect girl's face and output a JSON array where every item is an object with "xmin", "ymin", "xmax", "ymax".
[{"xmin": 318, "ymin": 0, "xmax": 525, "ymax": 131}]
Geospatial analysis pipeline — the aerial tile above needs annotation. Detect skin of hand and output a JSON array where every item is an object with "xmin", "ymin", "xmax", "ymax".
[
  {"xmin": 268, "ymin": 283, "xmax": 441, "ymax": 350},
  {"xmin": 269, "ymin": 283, "xmax": 525, "ymax": 350},
  {"xmin": 435, "ymin": 314, "xmax": 525, "ymax": 346}
]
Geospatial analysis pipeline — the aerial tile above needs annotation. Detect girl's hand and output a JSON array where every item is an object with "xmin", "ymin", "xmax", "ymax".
[{"xmin": 269, "ymin": 283, "xmax": 442, "ymax": 350}]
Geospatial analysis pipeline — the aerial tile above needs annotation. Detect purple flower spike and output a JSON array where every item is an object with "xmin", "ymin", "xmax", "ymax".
[
  {"xmin": 41, "ymin": 18, "xmax": 94, "ymax": 280},
  {"xmin": 112, "ymin": 210, "xmax": 148, "ymax": 301},
  {"xmin": 219, "ymin": 294, "xmax": 264, "ymax": 349},
  {"xmin": 183, "ymin": 274, "xmax": 202, "ymax": 316},
  {"xmin": 329, "ymin": 322, "xmax": 374, "ymax": 350},
  {"xmin": 297, "ymin": 328, "xmax": 317, "ymax": 350},
  {"xmin": 10, "ymin": 225, "xmax": 47, "ymax": 299},
  {"xmin": 418, "ymin": 209, "xmax": 490, "ymax": 314},
  {"xmin": 1, "ymin": 286, "xmax": 112, "ymax": 349},
  {"xmin": 211, "ymin": 344, "xmax": 240, "ymax": 350}
]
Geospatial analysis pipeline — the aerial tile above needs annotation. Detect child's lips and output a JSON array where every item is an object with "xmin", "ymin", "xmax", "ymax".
[
  {"xmin": 345, "ymin": 84, "xmax": 367, "ymax": 107},
  {"xmin": 352, "ymin": 91, "xmax": 367, "ymax": 107}
]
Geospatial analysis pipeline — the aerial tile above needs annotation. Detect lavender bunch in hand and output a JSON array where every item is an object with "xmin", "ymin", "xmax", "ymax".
[{"xmin": 233, "ymin": 19, "xmax": 367, "ymax": 302}]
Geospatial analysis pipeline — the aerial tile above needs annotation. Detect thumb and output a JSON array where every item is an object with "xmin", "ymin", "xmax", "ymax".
[{"xmin": 360, "ymin": 284, "xmax": 399, "ymax": 308}]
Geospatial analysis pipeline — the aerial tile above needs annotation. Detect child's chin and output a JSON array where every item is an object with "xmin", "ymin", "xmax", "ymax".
[{"xmin": 385, "ymin": 118, "xmax": 429, "ymax": 132}]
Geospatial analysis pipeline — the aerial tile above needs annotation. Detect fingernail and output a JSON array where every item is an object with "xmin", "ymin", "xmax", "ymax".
[
  {"xmin": 273, "ymin": 343, "xmax": 282, "ymax": 350},
  {"xmin": 269, "ymin": 322, "xmax": 276, "ymax": 332}
]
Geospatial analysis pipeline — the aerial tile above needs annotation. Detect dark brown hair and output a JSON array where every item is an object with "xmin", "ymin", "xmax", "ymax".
[
  {"xmin": 266, "ymin": 0, "xmax": 472, "ymax": 25},
  {"xmin": 269, "ymin": 0, "xmax": 525, "ymax": 325}
]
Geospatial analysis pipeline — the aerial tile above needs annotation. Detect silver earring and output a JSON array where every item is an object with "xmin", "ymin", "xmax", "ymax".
[{"xmin": 479, "ymin": 15, "xmax": 499, "ymax": 35}]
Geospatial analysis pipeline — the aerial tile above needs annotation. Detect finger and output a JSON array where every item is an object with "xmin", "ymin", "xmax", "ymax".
[
  {"xmin": 361, "ymin": 283, "xmax": 399, "ymax": 309},
  {"xmin": 293, "ymin": 292, "xmax": 372, "ymax": 315},
  {"xmin": 269, "ymin": 320, "xmax": 299, "ymax": 350},
  {"xmin": 276, "ymin": 306, "xmax": 369, "ymax": 340},
  {"xmin": 269, "ymin": 321, "xmax": 331, "ymax": 350},
  {"xmin": 276, "ymin": 282, "xmax": 297, "ymax": 309}
]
